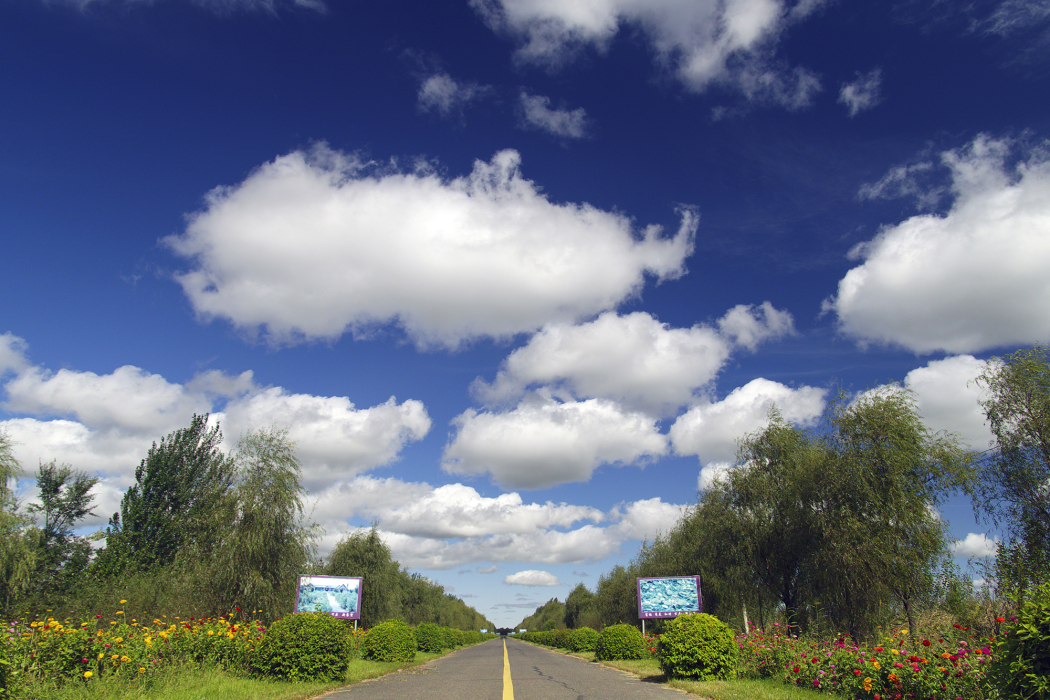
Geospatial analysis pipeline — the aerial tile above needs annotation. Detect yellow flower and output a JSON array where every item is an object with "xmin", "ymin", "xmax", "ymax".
[
  {"xmin": 872, "ymin": 661, "xmax": 881, "ymax": 670},
  {"xmin": 98, "ymin": 653, "xmax": 104, "ymax": 660},
  {"xmin": 891, "ymin": 649, "xmax": 900, "ymax": 655},
  {"xmin": 116, "ymin": 611, "xmax": 124, "ymax": 615},
  {"xmin": 121, "ymin": 656, "xmax": 130, "ymax": 663},
  {"xmin": 84, "ymin": 671, "xmax": 93, "ymax": 679},
  {"xmin": 138, "ymin": 667, "xmax": 145, "ymax": 674},
  {"xmin": 119, "ymin": 600, "xmax": 127, "ymax": 604},
  {"xmin": 114, "ymin": 637, "xmax": 123, "ymax": 643},
  {"xmin": 111, "ymin": 655, "xmax": 119, "ymax": 660},
  {"xmin": 207, "ymin": 630, "xmax": 214, "ymax": 636},
  {"xmin": 900, "ymin": 630, "xmax": 909, "ymax": 635}
]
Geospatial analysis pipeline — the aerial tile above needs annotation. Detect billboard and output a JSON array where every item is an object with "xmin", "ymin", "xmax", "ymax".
[
  {"xmin": 294, "ymin": 575, "xmax": 363, "ymax": 620},
  {"xmin": 636, "ymin": 576, "xmax": 702, "ymax": 619}
]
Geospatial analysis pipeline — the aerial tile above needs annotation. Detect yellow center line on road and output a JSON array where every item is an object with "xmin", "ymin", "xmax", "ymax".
[{"xmin": 503, "ymin": 638, "xmax": 514, "ymax": 700}]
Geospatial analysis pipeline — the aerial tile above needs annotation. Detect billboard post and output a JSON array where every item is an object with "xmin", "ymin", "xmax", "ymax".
[{"xmin": 636, "ymin": 576, "xmax": 702, "ymax": 635}]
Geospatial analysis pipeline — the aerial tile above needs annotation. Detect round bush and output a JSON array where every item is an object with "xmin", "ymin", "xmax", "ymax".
[
  {"xmin": 594, "ymin": 624, "xmax": 646, "ymax": 661},
  {"xmin": 989, "ymin": 582, "xmax": 1050, "ymax": 700},
  {"xmin": 362, "ymin": 619, "xmax": 417, "ymax": 662},
  {"xmin": 657, "ymin": 613, "xmax": 736, "ymax": 680},
  {"xmin": 253, "ymin": 613, "xmax": 352, "ymax": 681},
  {"xmin": 414, "ymin": 622, "xmax": 444, "ymax": 653},
  {"xmin": 568, "ymin": 627, "xmax": 600, "ymax": 652}
]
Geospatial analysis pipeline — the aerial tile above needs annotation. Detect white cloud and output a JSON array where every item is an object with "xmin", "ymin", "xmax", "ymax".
[
  {"xmin": 698, "ymin": 461, "xmax": 732, "ymax": 491},
  {"xmin": 519, "ymin": 92, "xmax": 588, "ymax": 138},
  {"xmin": 472, "ymin": 305, "xmax": 794, "ymax": 416},
  {"xmin": 418, "ymin": 73, "xmax": 487, "ymax": 118},
  {"xmin": 952, "ymin": 532, "xmax": 999, "ymax": 558},
  {"xmin": 0, "ymin": 334, "xmax": 30, "ymax": 378},
  {"xmin": 43, "ymin": 0, "xmax": 325, "ymax": 13},
  {"xmin": 443, "ymin": 395, "xmax": 668, "ymax": 489},
  {"xmin": 670, "ymin": 378, "xmax": 826, "ymax": 465},
  {"xmin": 980, "ymin": 0, "xmax": 1050, "ymax": 36},
  {"xmin": 607, "ymin": 497, "xmax": 686, "ymax": 541},
  {"xmin": 857, "ymin": 160, "xmax": 942, "ymax": 210},
  {"xmin": 838, "ymin": 68, "xmax": 882, "ymax": 117},
  {"xmin": 472, "ymin": 0, "xmax": 823, "ymax": 108},
  {"xmin": 478, "ymin": 565, "xmax": 499, "ymax": 574},
  {"xmin": 505, "ymin": 570, "xmax": 560, "ymax": 586},
  {"xmin": 828, "ymin": 134, "xmax": 1050, "ymax": 354},
  {"xmin": 904, "ymin": 355, "xmax": 994, "ymax": 450},
  {"xmin": 1, "ymin": 334, "xmax": 429, "ymax": 521},
  {"xmin": 166, "ymin": 146, "xmax": 696, "ymax": 349}
]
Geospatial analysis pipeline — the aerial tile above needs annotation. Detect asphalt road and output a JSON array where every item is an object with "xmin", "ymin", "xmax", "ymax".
[{"xmin": 321, "ymin": 637, "xmax": 685, "ymax": 700}]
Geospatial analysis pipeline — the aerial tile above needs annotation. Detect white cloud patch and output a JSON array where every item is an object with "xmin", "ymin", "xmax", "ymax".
[
  {"xmin": 952, "ymin": 532, "xmax": 999, "ymax": 558},
  {"xmin": 980, "ymin": 0, "xmax": 1050, "ymax": 36},
  {"xmin": 505, "ymin": 570, "xmax": 560, "ymax": 586},
  {"xmin": 478, "ymin": 565, "xmax": 499, "ymax": 574},
  {"xmin": 904, "ymin": 355, "xmax": 994, "ymax": 450},
  {"xmin": 166, "ymin": 146, "xmax": 696, "ymax": 349},
  {"xmin": 417, "ymin": 73, "xmax": 487, "ymax": 118},
  {"xmin": 858, "ymin": 160, "xmax": 943, "ymax": 210},
  {"xmin": 698, "ymin": 461, "xmax": 732, "ymax": 491},
  {"xmin": 43, "ymin": 0, "xmax": 325, "ymax": 13},
  {"xmin": 838, "ymin": 68, "xmax": 882, "ymax": 117},
  {"xmin": 473, "ymin": 305, "xmax": 793, "ymax": 416},
  {"xmin": 670, "ymin": 378, "xmax": 826, "ymax": 465},
  {"xmin": 472, "ymin": 0, "xmax": 823, "ymax": 108},
  {"xmin": 519, "ymin": 92, "xmax": 589, "ymax": 138},
  {"xmin": 0, "ymin": 334, "xmax": 429, "ymax": 526},
  {"xmin": 443, "ymin": 395, "xmax": 668, "ymax": 490},
  {"xmin": 828, "ymin": 134, "xmax": 1050, "ymax": 354}
]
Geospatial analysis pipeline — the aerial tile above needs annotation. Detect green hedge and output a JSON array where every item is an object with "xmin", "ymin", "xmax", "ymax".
[
  {"xmin": 989, "ymin": 582, "xmax": 1050, "ymax": 700},
  {"xmin": 253, "ymin": 613, "xmax": 352, "ymax": 682},
  {"xmin": 568, "ymin": 627, "xmax": 600, "ymax": 652},
  {"xmin": 362, "ymin": 619, "xmax": 416, "ymax": 662},
  {"xmin": 594, "ymin": 624, "xmax": 646, "ymax": 661}
]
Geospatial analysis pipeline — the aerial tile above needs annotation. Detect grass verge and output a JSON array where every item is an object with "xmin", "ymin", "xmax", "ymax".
[{"xmin": 14, "ymin": 652, "xmax": 450, "ymax": 700}]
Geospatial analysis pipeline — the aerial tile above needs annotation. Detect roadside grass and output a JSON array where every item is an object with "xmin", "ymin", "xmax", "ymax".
[
  {"xmin": 536, "ymin": 643, "xmax": 820, "ymax": 700},
  {"xmin": 14, "ymin": 652, "xmax": 449, "ymax": 700}
]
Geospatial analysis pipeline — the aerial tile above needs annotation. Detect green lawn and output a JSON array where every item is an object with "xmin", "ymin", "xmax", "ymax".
[{"xmin": 14, "ymin": 652, "xmax": 449, "ymax": 700}]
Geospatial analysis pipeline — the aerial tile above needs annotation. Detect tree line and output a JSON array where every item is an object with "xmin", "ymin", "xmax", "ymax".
[
  {"xmin": 516, "ymin": 346, "xmax": 1050, "ymax": 640},
  {"xmin": 0, "ymin": 416, "xmax": 495, "ymax": 631}
]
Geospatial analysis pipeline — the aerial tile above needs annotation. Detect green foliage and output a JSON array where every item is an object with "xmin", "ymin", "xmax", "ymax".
[
  {"xmin": 326, "ymin": 526, "xmax": 398, "ymax": 628},
  {"xmin": 990, "ymin": 582, "xmax": 1050, "ymax": 700},
  {"xmin": 97, "ymin": 414, "xmax": 235, "ymax": 574},
  {"xmin": 976, "ymin": 345, "xmax": 1050, "ymax": 599},
  {"xmin": 414, "ymin": 622, "xmax": 444, "ymax": 652},
  {"xmin": 594, "ymin": 623, "xmax": 646, "ymax": 661},
  {"xmin": 253, "ymin": 612, "xmax": 351, "ymax": 681},
  {"xmin": 551, "ymin": 628, "xmax": 572, "ymax": 648},
  {"xmin": 564, "ymin": 583, "xmax": 595, "ymax": 629},
  {"xmin": 594, "ymin": 565, "xmax": 639, "ymax": 628},
  {"xmin": 0, "ymin": 431, "xmax": 34, "ymax": 619},
  {"xmin": 361, "ymin": 619, "xmax": 416, "ymax": 662},
  {"xmin": 657, "ymin": 613, "xmax": 736, "ymax": 681},
  {"xmin": 568, "ymin": 626, "xmax": 600, "ymax": 652},
  {"xmin": 27, "ymin": 460, "xmax": 99, "ymax": 599},
  {"xmin": 516, "ymin": 597, "xmax": 566, "ymax": 632}
]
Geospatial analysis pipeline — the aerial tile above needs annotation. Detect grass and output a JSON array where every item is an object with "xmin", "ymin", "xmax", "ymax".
[
  {"xmin": 531, "ymin": 643, "xmax": 821, "ymax": 700},
  {"xmin": 14, "ymin": 652, "xmax": 450, "ymax": 700}
]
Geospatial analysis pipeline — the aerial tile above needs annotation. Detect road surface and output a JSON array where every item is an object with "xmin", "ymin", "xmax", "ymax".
[{"xmin": 322, "ymin": 637, "xmax": 684, "ymax": 700}]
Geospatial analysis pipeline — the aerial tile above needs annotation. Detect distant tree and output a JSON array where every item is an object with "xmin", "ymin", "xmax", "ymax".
[
  {"xmin": 564, "ymin": 583, "xmax": 595, "ymax": 629},
  {"xmin": 26, "ymin": 460, "xmax": 99, "ymax": 597},
  {"xmin": 327, "ymin": 524, "xmax": 399, "ymax": 627},
  {"xmin": 593, "ymin": 564, "xmax": 638, "ymax": 628},
  {"xmin": 97, "ymin": 414, "xmax": 235, "ymax": 574},
  {"xmin": 975, "ymin": 345, "xmax": 1050, "ymax": 599}
]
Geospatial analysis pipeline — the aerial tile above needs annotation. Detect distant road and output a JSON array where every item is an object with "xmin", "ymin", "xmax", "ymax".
[{"xmin": 321, "ymin": 637, "xmax": 684, "ymax": 700}]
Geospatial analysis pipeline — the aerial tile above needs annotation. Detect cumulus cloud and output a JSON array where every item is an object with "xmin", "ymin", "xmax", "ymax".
[
  {"xmin": 505, "ymin": 570, "xmax": 560, "ymax": 586},
  {"xmin": 670, "ymin": 378, "xmax": 826, "ymax": 465},
  {"xmin": 472, "ymin": 304, "xmax": 794, "ymax": 416},
  {"xmin": 313, "ymin": 479, "xmax": 686, "ymax": 569},
  {"xmin": 443, "ymin": 395, "xmax": 668, "ymax": 489},
  {"xmin": 519, "ymin": 92, "xmax": 589, "ymax": 138},
  {"xmin": 828, "ymin": 135, "xmax": 1050, "ymax": 354},
  {"xmin": 417, "ymin": 73, "xmax": 487, "ymax": 118},
  {"xmin": 472, "ymin": 0, "xmax": 823, "ymax": 108},
  {"xmin": 952, "ymin": 532, "xmax": 999, "ymax": 558},
  {"xmin": 166, "ymin": 146, "xmax": 696, "ymax": 349},
  {"xmin": 904, "ymin": 355, "xmax": 994, "ymax": 449},
  {"xmin": 698, "ymin": 461, "xmax": 732, "ymax": 491},
  {"xmin": 478, "ymin": 565, "xmax": 499, "ymax": 574},
  {"xmin": 838, "ymin": 68, "xmax": 882, "ymax": 117},
  {"xmin": 0, "ymin": 334, "xmax": 430, "ymax": 525}
]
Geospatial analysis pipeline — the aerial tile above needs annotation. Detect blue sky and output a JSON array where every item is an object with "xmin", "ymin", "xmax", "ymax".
[{"xmin": 2, "ymin": 0, "xmax": 1049, "ymax": 627}]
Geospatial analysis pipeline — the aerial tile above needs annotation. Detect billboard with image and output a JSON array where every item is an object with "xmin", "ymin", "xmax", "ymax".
[
  {"xmin": 294, "ymin": 575, "xmax": 362, "ymax": 620},
  {"xmin": 636, "ymin": 576, "xmax": 702, "ymax": 619}
]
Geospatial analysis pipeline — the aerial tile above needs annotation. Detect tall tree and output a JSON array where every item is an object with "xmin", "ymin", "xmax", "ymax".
[
  {"xmin": 975, "ymin": 345, "xmax": 1050, "ymax": 598},
  {"xmin": 209, "ymin": 425, "xmax": 317, "ymax": 620},
  {"xmin": 26, "ymin": 460, "xmax": 99, "ymax": 596},
  {"xmin": 327, "ymin": 524, "xmax": 400, "ymax": 627},
  {"xmin": 564, "ymin": 582, "xmax": 595, "ymax": 629},
  {"xmin": 0, "ymin": 431, "xmax": 35, "ymax": 617},
  {"xmin": 97, "ymin": 414, "xmax": 235, "ymax": 574}
]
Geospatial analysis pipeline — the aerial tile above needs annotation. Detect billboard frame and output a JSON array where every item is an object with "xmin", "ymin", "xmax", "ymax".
[
  {"xmin": 636, "ymin": 576, "xmax": 702, "ymax": 620},
  {"xmin": 293, "ymin": 574, "xmax": 363, "ymax": 620}
]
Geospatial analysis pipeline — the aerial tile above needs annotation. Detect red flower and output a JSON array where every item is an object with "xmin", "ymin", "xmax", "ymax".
[
  {"xmin": 854, "ymin": 670, "xmax": 862, "ymax": 676},
  {"xmin": 953, "ymin": 624, "xmax": 961, "ymax": 629},
  {"xmin": 996, "ymin": 617, "xmax": 1005, "ymax": 623},
  {"xmin": 922, "ymin": 640, "xmax": 931, "ymax": 646}
]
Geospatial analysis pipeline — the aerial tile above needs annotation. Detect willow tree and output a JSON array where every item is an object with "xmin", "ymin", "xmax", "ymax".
[
  {"xmin": 327, "ymin": 524, "xmax": 400, "ymax": 627},
  {"xmin": 976, "ymin": 345, "xmax": 1050, "ymax": 599},
  {"xmin": 0, "ymin": 431, "xmax": 35, "ymax": 617},
  {"xmin": 209, "ymin": 426, "xmax": 318, "ymax": 621}
]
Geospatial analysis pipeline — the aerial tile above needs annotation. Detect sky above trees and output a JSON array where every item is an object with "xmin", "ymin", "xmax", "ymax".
[{"xmin": 1, "ymin": 0, "xmax": 1048, "ymax": 626}]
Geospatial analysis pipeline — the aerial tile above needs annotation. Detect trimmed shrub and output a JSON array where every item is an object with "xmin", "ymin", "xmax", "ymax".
[
  {"xmin": 989, "ymin": 582, "xmax": 1050, "ymax": 700},
  {"xmin": 414, "ymin": 622, "xmax": 444, "ymax": 653},
  {"xmin": 594, "ymin": 624, "xmax": 646, "ymax": 661},
  {"xmin": 656, "ymin": 613, "xmax": 735, "ymax": 681},
  {"xmin": 253, "ymin": 612, "xmax": 352, "ymax": 681},
  {"xmin": 362, "ymin": 619, "xmax": 417, "ymax": 662},
  {"xmin": 568, "ymin": 627, "xmax": 600, "ymax": 652},
  {"xmin": 552, "ymin": 628, "xmax": 573, "ymax": 649}
]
